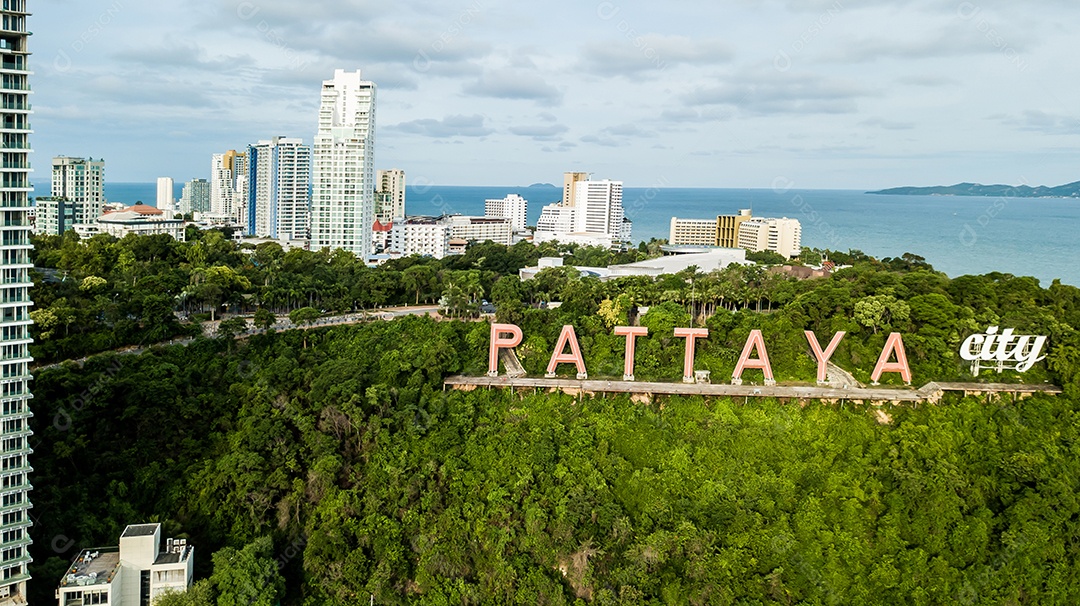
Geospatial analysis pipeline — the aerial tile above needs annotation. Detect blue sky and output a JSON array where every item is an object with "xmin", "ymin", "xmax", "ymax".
[{"xmin": 31, "ymin": 0, "xmax": 1080, "ymax": 188}]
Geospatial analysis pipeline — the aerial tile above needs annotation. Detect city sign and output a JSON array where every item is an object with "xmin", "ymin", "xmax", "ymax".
[{"xmin": 960, "ymin": 326, "xmax": 1047, "ymax": 376}]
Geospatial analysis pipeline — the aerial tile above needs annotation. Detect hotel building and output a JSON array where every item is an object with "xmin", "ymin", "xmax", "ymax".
[
  {"xmin": 485, "ymin": 194, "xmax": 528, "ymax": 232},
  {"xmin": 247, "ymin": 137, "xmax": 311, "ymax": 240},
  {"xmin": 737, "ymin": 217, "xmax": 802, "ymax": 259},
  {"xmin": 535, "ymin": 177, "xmax": 629, "ymax": 248},
  {"xmin": 669, "ymin": 209, "xmax": 753, "ymax": 248}
]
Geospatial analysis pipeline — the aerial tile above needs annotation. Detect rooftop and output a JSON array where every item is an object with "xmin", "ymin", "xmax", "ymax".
[
  {"xmin": 59, "ymin": 548, "xmax": 120, "ymax": 588},
  {"xmin": 121, "ymin": 523, "xmax": 159, "ymax": 538}
]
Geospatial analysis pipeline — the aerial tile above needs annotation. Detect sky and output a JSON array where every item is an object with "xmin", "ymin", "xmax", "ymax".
[{"xmin": 29, "ymin": 0, "xmax": 1080, "ymax": 188}]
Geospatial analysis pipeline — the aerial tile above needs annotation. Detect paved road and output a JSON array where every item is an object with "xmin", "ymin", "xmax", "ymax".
[{"xmin": 33, "ymin": 306, "xmax": 443, "ymax": 372}]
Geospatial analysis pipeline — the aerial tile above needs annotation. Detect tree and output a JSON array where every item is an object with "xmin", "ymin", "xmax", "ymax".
[
  {"xmin": 854, "ymin": 294, "xmax": 910, "ymax": 334},
  {"xmin": 153, "ymin": 579, "xmax": 214, "ymax": 606},
  {"xmin": 217, "ymin": 316, "xmax": 249, "ymax": 341},
  {"xmin": 210, "ymin": 537, "xmax": 285, "ymax": 606},
  {"xmin": 253, "ymin": 308, "xmax": 276, "ymax": 332},
  {"xmin": 289, "ymin": 306, "xmax": 321, "ymax": 327}
]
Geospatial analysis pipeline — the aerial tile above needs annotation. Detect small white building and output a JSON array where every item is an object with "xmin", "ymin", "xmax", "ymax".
[
  {"xmin": 390, "ymin": 216, "xmax": 449, "ymax": 259},
  {"xmin": 73, "ymin": 203, "xmax": 186, "ymax": 241},
  {"xmin": 445, "ymin": 215, "xmax": 513, "ymax": 246},
  {"xmin": 56, "ymin": 523, "xmax": 194, "ymax": 606}
]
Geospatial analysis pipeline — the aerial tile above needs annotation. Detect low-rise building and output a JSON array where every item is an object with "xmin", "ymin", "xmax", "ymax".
[
  {"xmin": 519, "ymin": 248, "xmax": 747, "ymax": 281},
  {"xmin": 76, "ymin": 203, "xmax": 186, "ymax": 241},
  {"xmin": 56, "ymin": 523, "xmax": 194, "ymax": 606},
  {"xmin": 390, "ymin": 216, "xmax": 449, "ymax": 258},
  {"xmin": 669, "ymin": 209, "xmax": 752, "ymax": 247},
  {"xmin": 445, "ymin": 215, "xmax": 513, "ymax": 246}
]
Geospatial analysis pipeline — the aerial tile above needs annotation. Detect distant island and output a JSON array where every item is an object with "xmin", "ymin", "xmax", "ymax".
[
  {"xmin": 868, "ymin": 181, "xmax": 1080, "ymax": 198},
  {"xmin": 527, "ymin": 182, "xmax": 556, "ymax": 188}
]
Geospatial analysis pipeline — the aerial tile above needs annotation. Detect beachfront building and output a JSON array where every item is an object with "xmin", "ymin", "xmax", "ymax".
[
  {"xmin": 0, "ymin": 5, "xmax": 34, "ymax": 600},
  {"xmin": 179, "ymin": 178, "xmax": 211, "ymax": 215},
  {"xmin": 156, "ymin": 177, "xmax": 175, "ymax": 216},
  {"xmin": 311, "ymin": 69, "xmax": 377, "ymax": 256},
  {"xmin": 737, "ymin": 217, "xmax": 802, "ymax": 259},
  {"xmin": 669, "ymin": 209, "xmax": 753, "ymax": 248},
  {"xmin": 247, "ymin": 137, "xmax": 312, "ymax": 239},
  {"xmin": 55, "ymin": 523, "xmax": 195, "ymax": 606},
  {"xmin": 485, "ymin": 193, "xmax": 528, "ymax": 232},
  {"xmin": 375, "ymin": 168, "xmax": 405, "ymax": 222},
  {"xmin": 535, "ymin": 177, "xmax": 628, "ymax": 248}
]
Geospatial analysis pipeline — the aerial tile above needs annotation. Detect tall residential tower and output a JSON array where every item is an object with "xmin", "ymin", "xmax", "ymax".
[
  {"xmin": 0, "ymin": 1, "xmax": 34, "ymax": 602},
  {"xmin": 247, "ymin": 137, "xmax": 311, "ymax": 240},
  {"xmin": 311, "ymin": 69, "xmax": 376, "ymax": 256}
]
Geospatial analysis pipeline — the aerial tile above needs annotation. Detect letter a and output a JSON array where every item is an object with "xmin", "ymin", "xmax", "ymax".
[
  {"xmin": 732, "ymin": 330, "xmax": 775, "ymax": 384},
  {"xmin": 546, "ymin": 325, "xmax": 588, "ymax": 379},
  {"xmin": 488, "ymin": 323, "xmax": 523, "ymax": 376},
  {"xmin": 805, "ymin": 331, "xmax": 845, "ymax": 384},
  {"xmin": 871, "ymin": 333, "xmax": 912, "ymax": 384}
]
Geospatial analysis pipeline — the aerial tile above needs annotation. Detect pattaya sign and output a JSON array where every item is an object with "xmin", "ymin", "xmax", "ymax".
[
  {"xmin": 488, "ymin": 324, "xmax": 912, "ymax": 385},
  {"xmin": 488, "ymin": 324, "xmax": 1048, "ymax": 385}
]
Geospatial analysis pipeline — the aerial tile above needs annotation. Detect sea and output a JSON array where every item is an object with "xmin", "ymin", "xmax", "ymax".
[{"xmin": 69, "ymin": 181, "xmax": 1080, "ymax": 287}]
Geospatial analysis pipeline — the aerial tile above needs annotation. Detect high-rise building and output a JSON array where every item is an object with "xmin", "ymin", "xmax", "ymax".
[
  {"xmin": 562, "ymin": 171, "xmax": 588, "ymax": 207},
  {"xmin": 311, "ymin": 69, "xmax": 377, "ymax": 256},
  {"xmin": 0, "ymin": 2, "xmax": 34, "ymax": 601},
  {"xmin": 737, "ymin": 217, "xmax": 802, "ymax": 259},
  {"xmin": 156, "ymin": 177, "xmax": 175, "ymax": 216},
  {"xmin": 375, "ymin": 168, "xmax": 405, "ymax": 222},
  {"xmin": 179, "ymin": 179, "xmax": 211, "ymax": 215},
  {"xmin": 51, "ymin": 156, "xmax": 105, "ymax": 226},
  {"xmin": 247, "ymin": 137, "xmax": 311, "ymax": 239},
  {"xmin": 535, "ymin": 178, "xmax": 628, "ymax": 248},
  {"xmin": 210, "ymin": 150, "xmax": 245, "ymax": 223},
  {"xmin": 485, "ymin": 194, "xmax": 528, "ymax": 232}
]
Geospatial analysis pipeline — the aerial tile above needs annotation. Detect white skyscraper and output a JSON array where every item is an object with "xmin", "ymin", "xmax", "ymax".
[
  {"xmin": 248, "ymin": 137, "xmax": 312, "ymax": 239},
  {"xmin": 51, "ymin": 156, "xmax": 105, "ymax": 225},
  {"xmin": 535, "ymin": 178, "xmax": 628, "ymax": 248},
  {"xmin": 0, "ymin": 2, "xmax": 34, "ymax": 601},
  {"xmin": 311, "ymin": 69, "xmax": 377, "ymax": 256},
  {"xmin": 375, "ymin": 168, "xmax": 405, "ymax": 222},
  {"xmin": 485, "ymin": 194, "xmax": 528, "ymax": 232},
  {"xmin": 156, "ymin": 177, "xmax": 175, "ymax": 215}
]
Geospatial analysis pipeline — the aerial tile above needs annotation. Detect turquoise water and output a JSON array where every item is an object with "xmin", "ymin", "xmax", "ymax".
[{"xmin": 63, "ymin": 182, "xmax": 1079, "ymax": 286}]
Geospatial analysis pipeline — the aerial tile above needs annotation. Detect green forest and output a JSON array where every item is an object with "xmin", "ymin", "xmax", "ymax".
[{"xmin": 26, "ymin": 230, "xmax": 1080, "ymax": 604}]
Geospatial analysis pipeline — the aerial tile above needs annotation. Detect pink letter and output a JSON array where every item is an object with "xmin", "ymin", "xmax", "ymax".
[
  {"xmin": 614, "ymin": 326, "xmax": 649, "ymax": 381},
  {"xmin": 732, "ymin": 330, "xmax": 775, "ymax": 384},
  {"xmin": 546, "ymin": 325, "xmax": 588, "ymax": 379},
  {"xmin": 805, "ymin": 331, "xmax": 846, "ymax": 384},
  {"xmin": 674, "ymin": 328, "xmax": 709, "ymax": 381},
  {"xmin": 488, "ymin": 323, "xmax": 523, "ymax": 376},
  {"xmin": 871, "ymin": 332, "xmax": 912, "ymax": 384}
]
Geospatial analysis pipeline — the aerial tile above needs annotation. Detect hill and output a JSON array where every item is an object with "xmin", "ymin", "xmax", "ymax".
[{"xmin": 868, "ymin": 180, "xmax": 1080, "ymax": 198}]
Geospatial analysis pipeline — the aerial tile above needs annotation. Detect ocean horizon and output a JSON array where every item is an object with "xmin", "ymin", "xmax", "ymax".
[{"xmin": 30, "ymin": 181, "xmax": 1079, "ymax": 287}]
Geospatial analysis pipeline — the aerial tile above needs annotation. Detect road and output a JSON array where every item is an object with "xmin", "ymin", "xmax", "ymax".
[{"xmin": 33, "ymin": 305, "xmax": 444, "ymax": 372}]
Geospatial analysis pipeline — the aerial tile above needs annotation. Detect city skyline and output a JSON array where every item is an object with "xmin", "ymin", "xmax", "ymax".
[{"xmin": 29, "ymin": 1, "xmax": 1080, "ymax": 189}]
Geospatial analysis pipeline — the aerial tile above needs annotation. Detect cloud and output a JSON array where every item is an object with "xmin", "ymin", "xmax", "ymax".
[
  {"xmin": 682, "ymin": 71, "xmax": 868, "ymax": 115},
  {"xmin": 389, "ymin": 114, "xmax": 494, "ymax": 138},
  {"xmin": 112, "ymin": 39, "xmax": 256, "ymax": 71},
  {"xmin": 579, "ymin": 123, "xmax": 657, "ymax": 147},
  {"xmin": 860, "ymin": 117, "xmax": 915, "ymax": 130},
  {"xmin": 1000, "ymin": 110, "xmax": 1080, "ymax": 135},
  {"xmin": 578, "ymin": 35, "xmax": 734, "ymax": 75},
  {"xmin": 508, "ymin": 123, "xmax": 569, "ymax": 141},
  {"xmin": 463, "ymin": 69, "xmax": 562, "ymax": 105}
]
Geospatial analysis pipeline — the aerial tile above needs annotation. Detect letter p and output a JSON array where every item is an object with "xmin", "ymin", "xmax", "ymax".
[{"xmin": 488, "ymin": 323, "xmax": 523, "ymax": 376}]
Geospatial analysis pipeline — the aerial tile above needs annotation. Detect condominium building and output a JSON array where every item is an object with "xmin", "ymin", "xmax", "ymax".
[
  {"xmin": 247, "ymin": 137, "xmax": 311, "ymax": 239},
  {"xmin": 0, "ymin": 3, "xmax": 35, "ymax": 602},
  {"xmin": 33, "ymin": 197, "xmax": 75, "ymax": 236},
  {"xmin": 375, "ymin": 168, "xmax": 405, "ymax": 222},
  {"xmin": 311, "ymin": 69, "xmax": 377, "ymax": 256},
  {"xmin": 156, "ymin": 177, "xmax": 175, "ymax": 216},
  {"xmin": 484, "ymin": 193, "xmax": 528, "ymax": 232},
  {"xmin": 446, "ymin": 215, "xmax": 513, "ymax": 246},
  {"xmin": 179, "ymin": 178, "xmax": 210, "ymax": 215},
  {"xmin": 389, "ymin": 216, "xmax": 448, "ymax": 259},
  {"xmin": 210, "ymin": 150, "xmax": 246, "ymax": 225},
  {"xmin": 535, "ymin": 178, "xmax": 628, "ymax": 248},
  {"xmin": 50, "ymin": 156, "xmax": 105, "ymax": 227},
  {"xmin": 55, "ymin": 523, "xmax": 194, "ymax": 606},
  {"xmin": 737, "ymin": 217, "xmax": 802, "ymax": 259},
  {"xmin": 562, "ymin": 171, "xmax": 588, "ymax": 207}
]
